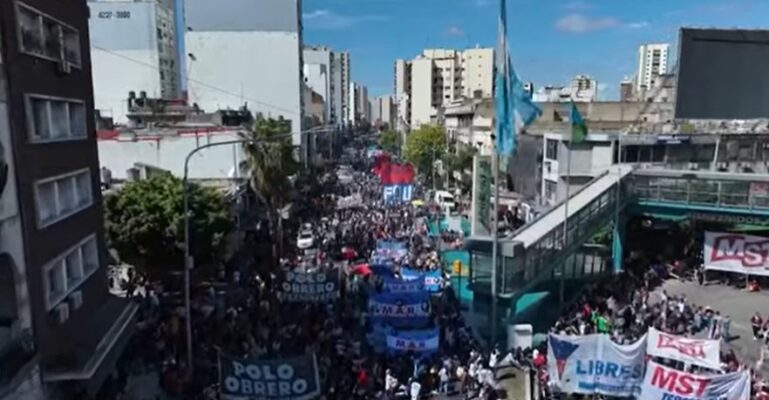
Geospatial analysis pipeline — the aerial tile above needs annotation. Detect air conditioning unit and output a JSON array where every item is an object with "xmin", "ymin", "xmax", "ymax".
[
  {"xmin": 688, "ymin": 162, "xmax": 699, "ymax": 170},
  {"xmin": 54, "ymin": 303, "xmax": 70, "ymax": 324},
  {"xmin": 57, "ymin": 60, "xmax": 71, "ymax": 75},
  {"xmin": 68, "ymin": 291, "xmax": 83, "ymax": 311}
]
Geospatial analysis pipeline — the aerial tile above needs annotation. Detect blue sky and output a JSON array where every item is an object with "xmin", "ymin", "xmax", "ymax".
[{"xmin": 303, "ymin": 0, "xmax": 769, "ymax": 100}]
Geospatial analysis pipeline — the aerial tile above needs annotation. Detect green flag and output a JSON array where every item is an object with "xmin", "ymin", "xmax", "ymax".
[{"xmin": 570, "ymin": 103, "xmax": 588, "ymax": 144}]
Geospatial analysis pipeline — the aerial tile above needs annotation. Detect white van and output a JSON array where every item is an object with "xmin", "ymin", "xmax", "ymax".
[{"xmin": 434, "ymin": 190, "xmax": 456, "ymax": 209}]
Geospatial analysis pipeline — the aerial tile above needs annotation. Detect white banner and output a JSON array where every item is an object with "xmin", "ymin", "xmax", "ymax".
[
  {"xmin": 704, "ymin": 231, "xmax": 769, "ymax": 276},
  {"xmin": 640, "ymin": 361, "xmax": 750, "ymax": 400},
  {"xmin": 647, "ymin": 328, "xmax": 721, "ymax": 370},
  {"xmin": 336, "ymin": 193, "xmax": 363, "ymax": 209},
  {"xmin": 547, "ymin": 333, "xmax": 646, "ymax": 397}
]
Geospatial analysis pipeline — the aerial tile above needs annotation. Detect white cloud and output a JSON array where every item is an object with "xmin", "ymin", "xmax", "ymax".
[
  {"xmin": 303, "ymin": 9, "xmax": 387, "ymax": 30},
  {"xmin": 627, "ymin": 21, "xmax": 650, "ymax": 29},
  {"xmin": 597, "ymin": 83, "xmax": 609, "ymax": 92},
  {"xmin": 445, "ymin": 26, "xmax": 464, "ymax": 37},
  {"xmin": 555, "ymin": 14, "xmax": 620, "ymax": 33},
  {"xmin": 562, "ymin": 1, "xmax": 591, "ymax": 11}
]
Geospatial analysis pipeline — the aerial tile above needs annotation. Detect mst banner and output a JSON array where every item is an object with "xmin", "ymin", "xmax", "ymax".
[
  {"xmin": 220, "ymin": 354, "xmax": 321, "ymax": 400},
  {"xmin": 647, "ymin": 328, "xmax": 721, "ymax": 370},
  {"xmin": 640, "ymin": 361, "xmax": 750, "ymax": 400},
  {"xmin": 279, "ymin": 270, "xmax": 339, "ymax": 302},
  {"xmin": 547, "ymin": 333, "xmax": 646, "ymax": 397},
  {"xmin": 704, "ymin": 231, "xmax": 769, "ymax": 276}
]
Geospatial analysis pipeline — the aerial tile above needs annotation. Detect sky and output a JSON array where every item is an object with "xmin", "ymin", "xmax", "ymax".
[{"xmin": 302, "ymin": 0, "xmax": 769, "ymax": 100}]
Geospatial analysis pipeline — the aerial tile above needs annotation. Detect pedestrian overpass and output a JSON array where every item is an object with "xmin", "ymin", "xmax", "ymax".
[{"xmin": 465, "ymin": 166, "xmax": 769, "ymax": 322}]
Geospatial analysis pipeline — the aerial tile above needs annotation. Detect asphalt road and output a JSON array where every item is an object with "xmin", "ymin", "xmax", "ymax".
[{"xmin": 652, "ymin": 278, "xmax": 769, "ymax": 374}]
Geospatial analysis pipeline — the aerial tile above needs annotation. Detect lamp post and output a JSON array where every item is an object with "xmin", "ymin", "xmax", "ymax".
[{"xmin": 181, "ymin": 126, "xmax": 330, "ymax": 376}]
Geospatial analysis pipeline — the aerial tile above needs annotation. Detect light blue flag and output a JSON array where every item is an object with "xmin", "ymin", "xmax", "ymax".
[{"xmin": 495, "ymin": 0, "xmax": 541, "ymax": 155}]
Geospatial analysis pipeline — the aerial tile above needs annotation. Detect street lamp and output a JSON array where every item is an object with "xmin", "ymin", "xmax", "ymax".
[{"xmin": 181, "ymin": 126, "xmax": 331, "ymax": 376}]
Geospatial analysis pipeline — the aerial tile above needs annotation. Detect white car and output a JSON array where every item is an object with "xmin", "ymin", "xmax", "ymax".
[{"xmin": 296, "ymin": 230, "xmax": 315, "ymax": 249}]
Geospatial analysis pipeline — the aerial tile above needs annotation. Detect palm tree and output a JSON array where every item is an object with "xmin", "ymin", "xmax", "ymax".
[{"xmin": 240, "ymin": 115, "xmax": 298, "ymax": 266}]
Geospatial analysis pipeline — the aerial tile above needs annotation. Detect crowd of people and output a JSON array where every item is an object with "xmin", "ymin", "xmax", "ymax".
[{"xmin": 109, "ymin": 144, "xmax": 510, "ymax": 400}]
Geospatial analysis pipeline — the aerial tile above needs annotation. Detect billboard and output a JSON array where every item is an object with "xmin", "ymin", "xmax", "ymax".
[
  {"xmin": 675, "ymin": 28, "xmax": 769, "ymax": 119},
  {"xmin": 703, "ymin": 231, "xmax": 769, "ymax": 276}
]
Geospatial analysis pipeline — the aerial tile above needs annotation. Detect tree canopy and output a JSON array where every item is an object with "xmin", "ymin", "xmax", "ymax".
[
  {"xmin": 379, "ymin": 129, "xmax": 399, "ymax": 154},
  {"xmin": 403, "ymin": 124, "xmax": 446, "ymax": 178},
  {"xmin": 103, "ymin": 173, "xmax": 232, "ymax": 280}
]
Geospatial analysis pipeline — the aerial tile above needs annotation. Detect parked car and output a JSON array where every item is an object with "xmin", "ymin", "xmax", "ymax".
[{"xmin": 297, "ymin": 229, "xmax": 315, "ymax": 249}]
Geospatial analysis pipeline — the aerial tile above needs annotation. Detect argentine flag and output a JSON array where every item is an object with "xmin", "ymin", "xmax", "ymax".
[{"xmin": 495, "ymin": 0, "xmax": 541, "ymax": 155}]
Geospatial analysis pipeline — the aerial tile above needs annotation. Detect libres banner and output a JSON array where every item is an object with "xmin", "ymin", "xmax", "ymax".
[
  {"xmin": 219, "ymin": 354, "xmax": 321, "ymax": 400},
  {"xmin": 703, "ymin": 231, "xmax": 769, "ymax": 276},
  {"xmin": 640, "ymin": 361, "xmax": 750, "ymax": 400},
  {"xmin": 278, "ymin": 270, "xmax": 339, "ymax": 302},
  {"xmin": 547, "ymin": 333, "xmax": 646, "ymax": 397},
  {"xmin": 386, "ymin": 328, "xmax": 440, "ymax": 354},
  {"xmin": 647, "ymin": 328, "xmax": 721, "ymax": 370},
  {"xmin": 368, "ymin": 292, "xmax": 431, "ymax": 328}
]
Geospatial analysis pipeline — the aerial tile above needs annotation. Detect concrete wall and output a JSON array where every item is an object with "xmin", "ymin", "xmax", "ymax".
[
  {"xmin": 98, "ymin": 131, "xmax": 246, "ymax": 180},
  {"xmin": 185, "ymin": 0, "xmax": 300, "ymax": 32},
  {"xmin": 89, "ymin": 1, "xmax": 162, "ymax": 123},
  {"xmin": 186, "ymin": 31, "xmax": 303, "ymax": 144},
  {"xmin": 410, "ymin": 58, "xmax": 434, "ymax": 128}
]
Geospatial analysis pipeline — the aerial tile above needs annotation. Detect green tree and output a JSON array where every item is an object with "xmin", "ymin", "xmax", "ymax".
[
  {"xmin": 379, "ymin": 129, "xmax": 399, "ymax": 154},
  {"xmin": 103, "ymin": 173, "xmax": 232, "ymax": 281},
  {"xmin": 403, "ymin": 124, "xmax": 446, "ymax": 183},
  {"xmin": 240, "ymin": 115, "xmax": 298, "ymax": 263},
  {"xmin": 444, "ymin": 144, "xmax": 477, "ymax": 192}
]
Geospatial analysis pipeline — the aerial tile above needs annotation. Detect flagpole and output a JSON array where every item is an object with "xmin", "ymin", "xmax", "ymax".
[
  {"xmin": 560, "ymin": 136, "xmax": 571, "ymax": 305},
  {"xmin": 490, "ymin": 151, "xmax": 500, "ymax": 346}
]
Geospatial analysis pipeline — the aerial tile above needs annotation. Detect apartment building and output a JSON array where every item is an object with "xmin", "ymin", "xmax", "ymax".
[
  {"xmin": 394, "ymin": 47, "xmax": 494, "ymax": 129},
  {"xmin": 0, "ymin": 1, "xmax": 138, "ymax": 398},
  {"xmin": 636, "ymin": 43, "xmax": 669, "ymax": 92},
  {"xmin": 89, "ymin": 0, "xmax": 180, "ymax": 124}
]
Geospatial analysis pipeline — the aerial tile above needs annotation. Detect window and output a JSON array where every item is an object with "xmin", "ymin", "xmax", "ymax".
[
  {"xmin": 545, "ymin": 139, "xmax": 559, "ymax": 160},
  {"xmin": 545, "ymin": 180, "xmax": 557, "ymax": 201},
  {"xmin": 26, "ymin": 95, "xmax": 87, "ymax": 142},
  {"xmin": 35, "ymin": 169, "xmax": 93, "ymax": 227},
  {"xmin": 44, "ymin": 235, "xmax": 100, "ymax": 309},
  {"xmin": 16, "ymin": 3, "xmax": 81, "ymax": 67}
]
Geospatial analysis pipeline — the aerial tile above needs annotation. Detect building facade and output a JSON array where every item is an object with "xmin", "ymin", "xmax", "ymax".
[
  {"xmin": 371, "ymin": 95, "xmax": 395, "ymax": 129},
  {"xmin": 335, "ymin": 52, "xmax": 350, "ymax": 125},
  {"xmin": 185, "ymin": 0, "xmax": 304, "ymax": 149},
  {"xmin": 636, "ymin": 43, "xmax": 669, "ymax": 93},
  {"xmin": 0, "ymin": 1, "xmax": 138, "ymax": 397},
  {"xmin": 395, "ymin": 47, "xmax": 494, "ymax": 129},
  {"xmin": 443, "ymin": 98, "xmax": 494, "ymax": 155},
  {"xmin": 532, "ymin": 75, "xmax": 598, "ymax": 103},
  {"xmin": 303, "ymin": 46, "xmax": 334, "ymax": 123},
  {"xmin": 89, "ymin": 0, "xmax": 180, "ymax": 125}
]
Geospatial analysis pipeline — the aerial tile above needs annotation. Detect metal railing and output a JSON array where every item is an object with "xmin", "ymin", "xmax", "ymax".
[{"xmin": 628, "ymin": 175, "xmax": 769, "ymax": 212}]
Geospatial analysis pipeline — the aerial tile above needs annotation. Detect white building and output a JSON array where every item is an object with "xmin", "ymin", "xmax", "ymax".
[
  {"xmin": 98, "ymin": 128, "xmax": 247, "ymax": 181},
  {"xmin": 186, "ymin": 32, "xmax": 303, "ymax": 148},
  {"xmin": 303, "ymin": 63, "xmax": 329, "ymax": 119},
  {"xmin": 395, "ymin": 47, "xmax": 494, "ymax": 129},
  {"xmin": 303, "ymin": 46, "xmax": 338, "ymax": 124},
  {"xmin": 444, "ymin": 98, "xmax": 494, "ymax": 155},
  {"xmin": 335, "ymin": 52, "xmax": 351, "ymax": 125},
  {"xmin": 636, "ymin": 43, "xmax": 670, "ymax": 93},
  {"xmin": 89, "ymin": 0, "xmax": 180, "ymax": 124},
  {"xmin": 348, "ymin": 82, "xmax": 358, "ymax": 124},
  {"xmin": 532, "ymin": 75, "xmax": 598, "ymax": 103},
  {"xmin": 371, "ymin": 95, "xmax": 395, "ymax": 128}
]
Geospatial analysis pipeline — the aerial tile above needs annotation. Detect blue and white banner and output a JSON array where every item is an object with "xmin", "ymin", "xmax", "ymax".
[
  {"xmin": 278, "ymin": 270, "xmax": 339, "ymax": 302},
  {"xmin": 374, "ymin": 240, "xmax": 408, "ymax": 261},
  {"xmin": 368, "ymin": 292, "xmax": 431, "ymax": 328},
  {"xmin": 386, "ymin": 328, "xmax": 440, "ymax": 355},
  {"xmin": 367, "ymin": 322, "xmax": 393, "ymax": 353},
  {"xmin": 370, "ymin": 264, "xmax": 396, "ymax": 278},
  {"xmin": 401, "ymin": 268, "xmax": 442, "ymax": 292},
  {"xmin": 382, "ymin": 276, "xmax": 424, "ymax": 293},
  {"xmin": 383, "ymin": 184, "xmax": 414, "ymax": 204},
  {"xmin": 547, "ymin": 333, "xmax": 647, "ymax": 397},
  {"xmin": 219, "ymin": 354, "xmax": 321, "ymax": 400}
]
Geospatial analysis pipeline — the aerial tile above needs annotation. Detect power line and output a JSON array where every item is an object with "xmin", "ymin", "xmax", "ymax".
[{"xmin": 91, "ymin": 45, "xmax": 300, "ymax": 115}]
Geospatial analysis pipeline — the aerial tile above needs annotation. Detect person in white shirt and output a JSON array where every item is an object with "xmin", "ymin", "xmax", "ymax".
[
  {"xmin": 409, "ymin": 378, "xmax": 422, "ymax": 400},
  {"xmin": 385, "ymin": 369, "xmax": 398, "ymax": 394},
  {"xmin": 439, "ymin": 366, "xmax": 450, "ymax": 393}
]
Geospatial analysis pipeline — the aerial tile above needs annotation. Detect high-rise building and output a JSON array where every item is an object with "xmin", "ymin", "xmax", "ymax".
[
  {"xmin": 89, "ymin": 0, "xmax": 181, "ymax": 124},
  {"xmin": 532, "ymin": 75, "xmax": 598, "ymax": 102},
  {"xmin": 347, "ymin": 82, "xmax": 370, "ymax": 124},
  {"xmin": 394, "ymin": 47, "xmax": 494, "ymax": 129},
  {"xmin": 0, "ymin": 1, "xmax": 138, "ymax": 397},
  {"xmin": 185, "ymin": 0, "xmax": 304, "ymax": 146},
  {"xmin": 371, "ymin": 95, "xmax": 395, "ymax": 128},
  {"xmin": 303, "ymin": 46, "xmax": 338, "ymax": 123},
  {"xmin": 394, "ymin": 60, "xmax": 411, "ymax": 131},
  {"xmin": 335, "ymin": 52, "xmax": 351, "ymax": 125},
  {"xmin": 636, "ymin": 43, "xmax": 669, "ymax": 92}
]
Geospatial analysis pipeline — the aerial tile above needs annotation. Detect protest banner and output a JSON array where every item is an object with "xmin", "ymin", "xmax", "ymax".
[
  {"xmin": 375, "ymin": 240, "xmax": 408, "ymax": 261},
  {"xmin": 382, "ymin": 276, "xmax": 424, "ymax": 293},
  {"xmin": 367, "ymin": 322, "xmax": 392, "ymax": 353},
  {"xmin": 640, "ymin": 360, "xmax": 750, "ymax": 400},
  {"xmin": 401, "ymin": 267, "xmax": 442, "ymax": 292},
  {"xmin": 547, "ymin": 333, "xmax": 646, "ymax": 397},
  {"xmin": 383, "ymin": 184, "xmax": 414, "ymax": 204},
  {"xmin": 368, "ymin": 291, "xmax": 431, "ymax": 328},
  {"xmin": 704, "ymin": 231, "xmax": 769, "ymax": 276},
  {"xmin": 386, "ymin": 328, "xmax": 440, "ymax": 354},
  {"xmin": 647, "ymin": 328, "xmax": 721, "ymax": 370},
  {"xmin": 336, "ymin": 193, "xmax": 363, "ymax": 209},
  {"xmin": 370, "ymin": 264, "xmax": 396, "ymax": 278},
  {"xmin": 278, "ymin": 270, "xmax": 339, "ymax": 302},
  {"xmin": 219, "ymin": 354, "xmax": 321, "ymax": 400}
]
